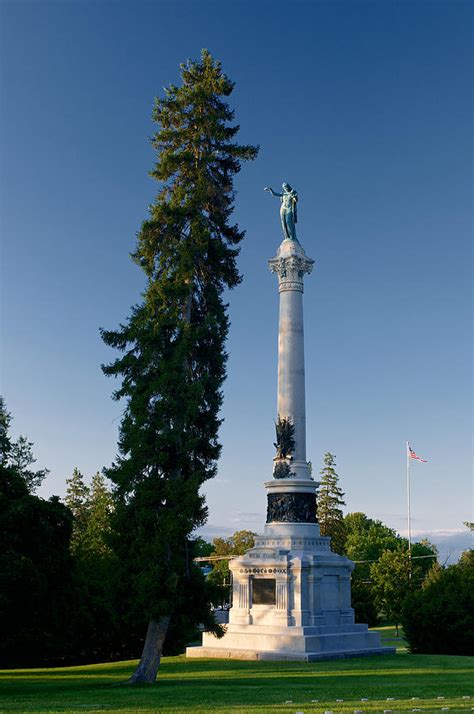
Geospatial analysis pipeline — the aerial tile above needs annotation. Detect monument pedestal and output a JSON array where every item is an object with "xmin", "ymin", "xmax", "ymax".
[{"xmin": 187, "ymin": 484, "xmax": 394, "ymax": 661}]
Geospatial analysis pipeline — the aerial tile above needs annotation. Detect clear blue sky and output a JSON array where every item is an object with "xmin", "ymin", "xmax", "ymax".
[{"xmin": 1, "ymin": 0, "xmax": 472, "ymax": 560}]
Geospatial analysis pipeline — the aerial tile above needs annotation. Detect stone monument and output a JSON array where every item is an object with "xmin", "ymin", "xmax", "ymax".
[{"xmin": 187, "ymin": 184, "xmax": 395, "ymax": 661}]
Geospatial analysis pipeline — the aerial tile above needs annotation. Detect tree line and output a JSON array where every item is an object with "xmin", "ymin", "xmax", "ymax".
[
  {"xmin": 1, "ymin": 400, "xmax": 472, "ymax": 668},
  {"xmin": 0, "ymin": 398, "xmax": 222, "ymax": 667}
]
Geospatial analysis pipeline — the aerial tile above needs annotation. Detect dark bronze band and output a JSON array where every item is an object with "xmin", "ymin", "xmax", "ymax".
[{"xmin": 266, "ymin": 492, "xmax": 317, "ymax": 524}]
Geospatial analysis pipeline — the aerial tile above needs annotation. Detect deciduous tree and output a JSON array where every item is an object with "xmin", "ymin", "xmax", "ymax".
[
  {"xmin": 344, "ymin": 513, "xmax": 437, "ymax": 626},
  {"xmin": 208, "ymin": 530, "xmax": 257, "ymax": 604},
  {"xmin": 369, "ymin": 539, "xmax": 438, "ymax": 634},
  {"xmin": 370, "ymin": 548, "xmax": 413, "ymax": 634},
  {"xmin": 344, "ymin": 512, "xmax": 401, "ymax": 579},
  {"xmin": 0, "ymin": 399, "xmax": 74, "ymax": 667}
]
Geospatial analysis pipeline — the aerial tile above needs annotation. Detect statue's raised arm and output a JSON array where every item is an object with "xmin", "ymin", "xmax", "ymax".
[
  {"xmin": 264, "ymin": 186, "xmax": 283, "ymax": 198},
  {"xmin": 265, "ymin": 182, "xmax": 299, "ymax": 242}
]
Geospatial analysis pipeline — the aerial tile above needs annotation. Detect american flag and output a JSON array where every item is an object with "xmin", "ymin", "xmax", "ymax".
[{"xmin": 408, "ymin": 444, "xmax": 427, "ymax": 462}]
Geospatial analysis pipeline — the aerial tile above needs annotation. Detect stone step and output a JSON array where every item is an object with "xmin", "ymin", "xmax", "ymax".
[{"xmin": 186, "ymin": 644, "xmax": 396, "ymax": 662}]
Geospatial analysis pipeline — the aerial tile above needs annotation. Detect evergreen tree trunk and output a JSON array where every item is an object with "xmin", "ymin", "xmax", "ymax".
[{"xmin": 128, "ymin": 616, "xmax": 171, "ymax": 684}]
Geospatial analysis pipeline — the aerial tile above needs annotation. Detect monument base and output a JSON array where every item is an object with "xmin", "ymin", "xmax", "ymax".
[
  {"xmin": 187, "ymin": 515, "xmax": 395, "ymax": 662},
  {"xmin": 187, "ymin": 623, "xmax": 394, "ymax": 661}
]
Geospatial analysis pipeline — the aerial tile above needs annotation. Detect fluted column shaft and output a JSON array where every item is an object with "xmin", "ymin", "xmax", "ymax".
[
  {"xmin": 278, "ymin": 284, "xmax": 306, "ymax": 461},
  {"xmin": 269, "ymin": 239, "xmax": 314, "ymax": 480}
]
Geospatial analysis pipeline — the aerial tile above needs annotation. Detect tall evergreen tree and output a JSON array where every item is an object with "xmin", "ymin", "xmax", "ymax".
[
  {"xmin": 67, "ymin": 472, "xmax": 120, "ymax": 665},
  {"xmin": 316, "ymin": 452, "xmax": 347, "ymax": 554},
  {"xmin": 65, "ymin": 468, "xmax": 90, "ymax": 554},
  {"xmin": 0, "ymin": 398, "xmax": 49, "ymax": 493},
  {"xmin": 7, "ymin": 436, "xmax": 49, "ymax": 493},
  {"xmin": 82, "ymin": 472, "xmax": 113, "ymax": 557},
  {"xmin": 0, "ymin": 397, "xmax": 12, "ymax": 461},
  {"xmin": 65, "ymin": 469, "xmax": 113, "ymax": 557},
  {"xmin": 101, "ymin": 50, "xmax": 258, "ymax": 683}
]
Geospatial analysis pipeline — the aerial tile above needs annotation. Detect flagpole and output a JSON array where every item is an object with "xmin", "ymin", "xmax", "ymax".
[{"xmin": 406, "ymin": 441, "xmax": 412, "ymax": 577}]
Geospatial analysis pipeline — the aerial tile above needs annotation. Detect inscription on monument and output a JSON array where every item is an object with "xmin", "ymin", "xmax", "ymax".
[{"xmin": 252, "ymin": 578, "xmax": 276, "ymax": 606}]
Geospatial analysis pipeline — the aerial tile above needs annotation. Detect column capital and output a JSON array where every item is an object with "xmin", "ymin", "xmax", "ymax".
[{"xmin": 268, "ymin": 239, "xmax": 314, "ymax": 292}]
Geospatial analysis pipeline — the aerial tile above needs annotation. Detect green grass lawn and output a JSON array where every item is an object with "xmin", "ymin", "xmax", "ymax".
[{"xmin": 0, "ymin": 629, "xmax": 472, "ymax": 714}]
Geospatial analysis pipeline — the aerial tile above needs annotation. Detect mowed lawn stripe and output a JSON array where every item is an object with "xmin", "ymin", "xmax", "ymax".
[{"xmin": 0, "ymin": 652, "xmax": 472, "ymax": 713}]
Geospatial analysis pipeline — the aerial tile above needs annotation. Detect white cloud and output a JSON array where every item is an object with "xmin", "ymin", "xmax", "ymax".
[
  {"xmin": 231, "ymin": 511, "xmax": 262, "ymax": 522},
  {"xmin": 404, "ymin": 528, "xmax": 472, "ymax": 565},
  {"xmin": 196, "ymin": 524, "xmax": 234, "ymax": 540}
]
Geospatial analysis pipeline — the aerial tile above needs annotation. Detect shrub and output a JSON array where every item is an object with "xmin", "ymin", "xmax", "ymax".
[{"xmin": 401, "ymin": 557, "xmax": 474, "ymax": 655}]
